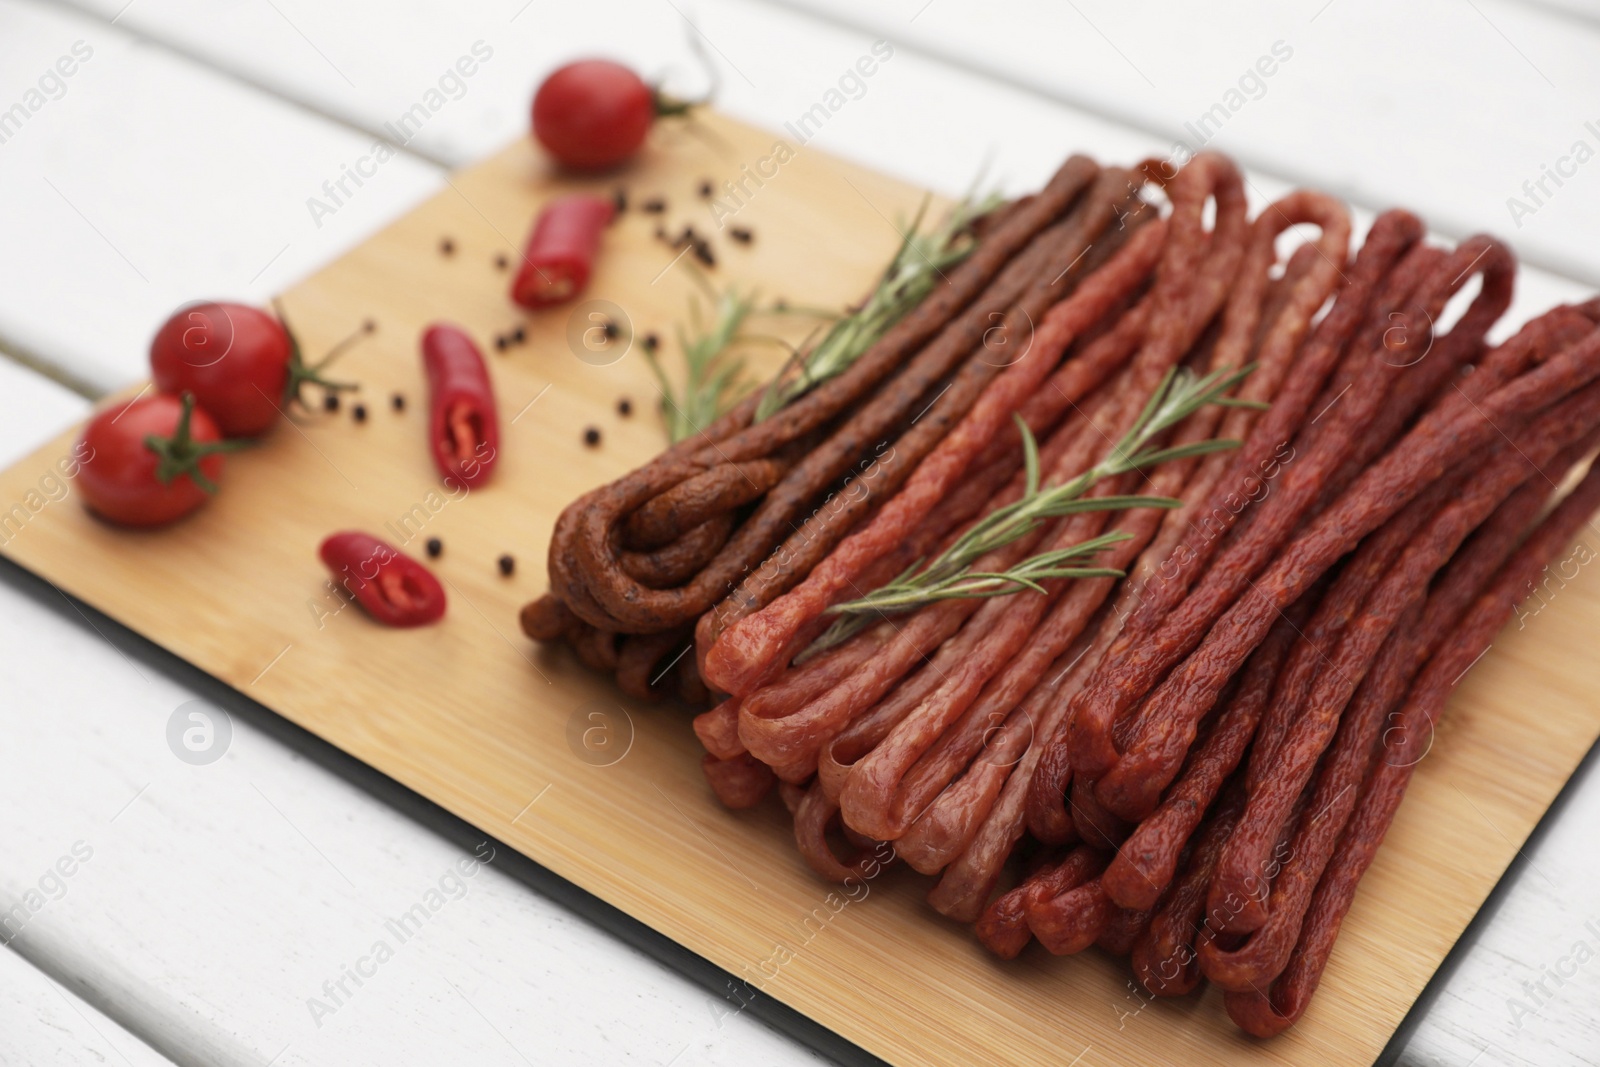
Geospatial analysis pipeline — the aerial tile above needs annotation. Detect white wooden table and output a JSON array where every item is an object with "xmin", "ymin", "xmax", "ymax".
[{"xmin": 1, "ymin": 1, "xmax": 1598, "ymax": 1063}]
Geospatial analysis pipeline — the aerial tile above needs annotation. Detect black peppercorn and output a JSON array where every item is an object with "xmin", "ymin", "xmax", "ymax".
[
  {"xmin": 439, "ymin": 237, "xmax": 455, "ymax": 256},
  {"xmin": 497, "ymin": 554, "xmax": 515, "ymax": 576},
  {"xmin": 352, "ymin": 403, "xmax": 368, "ymax": 423},
  {"xmin": 391, "ymin": 393, "xmax": 405, "ymax": 412},
  {"xmin": 323, "ymin": 393, "xmax": 340, "ymax": 413},
  {"xmin": 617, "ymin": 398, "xmax": 633, "ymax": 417},
  {"xmin": 425, "ymin": 537, "xmax": 442, "ymax": 559},
  {"xmin": 583, "ymin": 426, "xmax": 601, "ymax": 447}
]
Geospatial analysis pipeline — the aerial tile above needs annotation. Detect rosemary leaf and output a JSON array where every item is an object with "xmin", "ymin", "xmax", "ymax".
[
  {"xmin": 800, "ymin": 363, "xmax": 1258, "ymax": 658},
  {"xmin": 646, "ymin": 286, "xmax": 758, "ymax": 443},
  {"xmin": 753, "ymin": 192, "xmax": 1003, "ymax": 421}
]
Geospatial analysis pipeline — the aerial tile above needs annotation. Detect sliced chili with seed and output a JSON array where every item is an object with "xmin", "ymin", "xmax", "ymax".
[
  {"xmin": 320, "ymin": 531, "xmax": 446, "ymax": 627},
  {"xmin": 422, "ymin": 323, "xmax": 500, "ymax": 488},
  {"xmin": 511, "ymin": 194, "xmax": 615, "ymax": 309}
]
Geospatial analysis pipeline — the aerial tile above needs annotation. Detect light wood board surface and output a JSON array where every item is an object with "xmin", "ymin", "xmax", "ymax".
[{"xmin": 2, "ymin": 111, "xmax": 1597, "ymax": 1067}]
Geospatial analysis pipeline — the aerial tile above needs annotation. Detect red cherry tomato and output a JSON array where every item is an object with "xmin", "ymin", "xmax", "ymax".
[
  {"xmin": 532, "ymin": 59, "xmax": 691, "ymax": 170},
  {"xmin": 511, "ymin": 195, "xmax": 615, "ymax": 309},
  {"xmin": 150, "ymin": 300, "xmax": 360, "ymax": 437},
  {"xmin": 150, "ymin": 302, "xmax": 291, "ymax": 437},
  {"xmin": 319, "ymin": 531, "xmax": 446, "ymax": 627},
  {"xmin": 78, "ymin": 393, "xmax": 238, "ymax": 527}
]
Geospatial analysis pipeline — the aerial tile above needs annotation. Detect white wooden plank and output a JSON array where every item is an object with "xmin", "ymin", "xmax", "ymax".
[
  {"xmin": 0, "ymin": 0, "xmax": 444, "ymax": 394},
  {"xmin": 0, "ymin": 945, "xmax": 175, "ymax": 1067},
  {"xmin": 54, "ymin": 0, "xmax": 1600, "ymax": 289},
  {"xmin": 0, "ymin": 358, "xmax": 90, "ymax": 465}
]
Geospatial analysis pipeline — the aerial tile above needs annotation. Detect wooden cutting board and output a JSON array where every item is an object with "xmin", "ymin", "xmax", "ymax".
[{"xmin": 3, "ymin": 111, "xmax": 1596, "ymax": 1067}]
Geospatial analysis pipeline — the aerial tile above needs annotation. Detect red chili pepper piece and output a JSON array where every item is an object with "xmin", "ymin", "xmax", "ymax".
[
  {"xmin": 421, "ymin": 323, "xmax": 499, "ymax": 488},
  {"xmin": 511, "ymin": 194, "xmax": 615, "ymax": 309},
  {"xmin": 319, "ymin": 531, "xmax": 446, "ymax": 627}
]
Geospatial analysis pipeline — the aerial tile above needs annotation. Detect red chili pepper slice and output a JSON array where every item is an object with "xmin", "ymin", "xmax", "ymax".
[
  {"xmin": 421, "ymin": 323, "xmax": 499, "ymax": 489},
  {"xmin": 510, "ymin": 194, "xmax": 615, "ymax": 309},
  {"xmin": 319, "ymin": 531, "xmax": 446, "ymax": 627}
]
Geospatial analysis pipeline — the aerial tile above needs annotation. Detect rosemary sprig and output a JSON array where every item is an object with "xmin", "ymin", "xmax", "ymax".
[
  {"xmin": 645, "ymin": 284, "xmax": 759, "ymax": 443},
  {"xmin": 803, "ymin": 363, "xmax": 1254, "ymax": 656},
  {"xmin": 753, "ymin": 192, "xmax": 1002, "ymax": 421}
]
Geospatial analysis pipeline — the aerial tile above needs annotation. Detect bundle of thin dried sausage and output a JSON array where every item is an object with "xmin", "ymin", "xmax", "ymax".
[{"xmin": 529, "ymin": 143, "xmax": 1600, "ymax": 1040}]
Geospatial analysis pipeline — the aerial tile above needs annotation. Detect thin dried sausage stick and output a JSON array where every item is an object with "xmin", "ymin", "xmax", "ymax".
[
  {"xmin": 793, "ymin": 779, "xmax": 897, "ymax": 881},
  {"xmin": 927, "ymin": 637, "xmax": 1110, "ymax": 920},
  {"xmin": 618, "ymin": 513, "xmax": 734, "ymax": 588},
  {"xmin": 1130, "ymin": 781, "xmax": 1246, "ymax": 997},
  {"xmin": 621, "ymin": 460, "xmax": 787, "ymax": 549},
  {"xmin": 1097, "ymin": 905, "xmax": 1154, "ymax": 956},
  {"xmin": 615, "ymin": 628, "xmax": 693, "ymax": 700},
  {"xmin": 1028, "ymin": 875, "xmax": 1117, "ymax": 955},
  {"xmin": 701, "ymin": 752, "xmax": 776, "ymax": 809},
  {"xmin": 1224, "ymin": 458, "xmax": 1600, "ymax": 1036},
  {"xmin": 976, "ymin": 845, "xmax": 1107, "ymax": 959}
]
